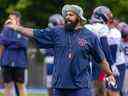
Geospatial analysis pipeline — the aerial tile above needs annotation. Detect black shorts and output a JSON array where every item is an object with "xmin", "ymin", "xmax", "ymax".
[{"xmin": 1, "ymin": 66, "xmax": 25, "ymax": 83}]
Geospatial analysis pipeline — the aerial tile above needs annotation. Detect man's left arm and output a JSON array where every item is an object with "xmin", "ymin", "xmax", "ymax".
[
  {"xmin": 92, "ymin": 35, "xmax": 115, "ymax": 82},
  {"xmin": 100, "ymin": 58, "xmax": 113, "ymax": 76}
]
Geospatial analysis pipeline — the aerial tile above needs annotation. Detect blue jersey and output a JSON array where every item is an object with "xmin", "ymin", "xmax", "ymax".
[
  {"xmin": 33, "ymin": 26, "xmax": 105, "ymax": 89},
  {"xmin": 0, "ymin": 27, "xmax": 28, "ymax": 68}
]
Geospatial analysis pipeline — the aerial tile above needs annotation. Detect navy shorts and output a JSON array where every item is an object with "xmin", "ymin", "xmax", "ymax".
[
  {"xmin": 53, "ymin": 88, "xmax": 92, "ymax": 96},
  {"xmin": 1, "ymin": 66, "xmax": 25, "ymax": 83}
]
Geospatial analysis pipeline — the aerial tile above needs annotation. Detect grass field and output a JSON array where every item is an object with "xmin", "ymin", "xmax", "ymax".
[
  {"xmin": 0, "ymin": 92, "xmax": 48, "ymax": 96},
  {"xmin": 28, "ymin": 93, "xmax": 48, "ymax": 96}
]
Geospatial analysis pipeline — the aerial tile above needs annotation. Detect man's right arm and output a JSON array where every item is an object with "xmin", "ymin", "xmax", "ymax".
[
  {"xmin": 7, "ymin": 25, "xmax": 33, "ymax": 37},
  {"xmin": 4, "ymin": 17, "xmax": 33, "ymax": 37},
  {"xmin": 6, "ymin": 22, "xmax": 54, "ymax": 48}
]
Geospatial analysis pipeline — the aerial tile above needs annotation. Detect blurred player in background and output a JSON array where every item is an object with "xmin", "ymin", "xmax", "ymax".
[
  {"xmin": 106, "ymin": 15, "xmax": 124, "ymax": 96},
  {"xmin": 85, "ymin": 6, "xmax": 114, "ymax": 96},
  {"xmin": 117, "ymin": 22, "xmax": 128, "ymax": 96},
  {"xmin": 40, "ymin": 14, "xmax": 64, "ymax": 96},
  {"xmin": 0, "ymin": 11, "xmax": 28, "ymax": 96}
]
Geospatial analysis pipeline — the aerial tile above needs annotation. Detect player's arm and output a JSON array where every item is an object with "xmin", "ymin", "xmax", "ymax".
[
  {"xmin": 100, "ymin": 58, "xmax": 115, "ymax": 83},
  {"xmin": 100, "ymin": 58, "xmax": 113, "ymax": 76},
  {"xmin": 92, "ymin": 35, "xmax": 115, "ymax": 82},
  {"xmin": 7, "ymin": 25, "xmax": 33, "ymax": 37},
  {"xmin": 5, "ymin": 18, "xmax": 33, "ymax": 37},
  {"xmin": 6, "ymin": 18, "xmax": 55, "ymax": 49}
]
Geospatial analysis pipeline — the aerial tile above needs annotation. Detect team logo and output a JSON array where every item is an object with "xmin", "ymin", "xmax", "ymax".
[{"xmin": 78, "ymin": 38, "xmax": 87, "ymax": 47}]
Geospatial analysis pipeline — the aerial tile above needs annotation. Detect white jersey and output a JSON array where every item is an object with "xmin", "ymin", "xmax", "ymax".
[
  {"xmin": 107, "ymin": 27, "xmax": 125, "ymax": 65},
  {"xmin": 107, "ymin": 28, "xmax": 121, "ymax": 45},
  {"xmin": 85, "ymin": 23, "xmax": 109, "ymax": 38}
]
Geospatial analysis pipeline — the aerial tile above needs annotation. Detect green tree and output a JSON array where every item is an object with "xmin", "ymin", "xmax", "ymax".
[
  {"xmin": 64, "ymin": 0, "xmax": 128, "ymax": 23},
  {"xmin": 94, "ymin": 0, "xmax": 128, "ymax": 22},
  {"xmin": 0, "ymin": 0, "xmax": 127, "ymax": 28},
  {"xmin": 0, "ymin": 0, "xmax": 64, "ymax": 28}
]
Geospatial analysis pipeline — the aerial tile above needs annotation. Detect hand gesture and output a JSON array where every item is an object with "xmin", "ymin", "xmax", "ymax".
[
  {"xmin": 106, "ymin": 74, "xmax": 117, "ymax": 88},
  {"xmin": 4, "ymin": 18, "xmax": 18, "ymax": 31},
  {"xmin": 111, "ymin": 65, "xmax": 120, "ymax": 76},
  {"xmin": 4, "ymin": 18, "xmax": 17, "ymax": 25}
]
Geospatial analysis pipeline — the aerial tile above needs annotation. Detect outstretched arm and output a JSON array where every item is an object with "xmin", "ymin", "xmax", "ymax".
[
  {"xmin": 7, "ymin": 25, "xmax": 33, "ymax": 37},
  {"xmin": 5, "ymin": 18, "xmax": 33, "ymax": 37},
  {"xmin": 5, "ymin": 18, "xmax": 55, "ymax": 49}
]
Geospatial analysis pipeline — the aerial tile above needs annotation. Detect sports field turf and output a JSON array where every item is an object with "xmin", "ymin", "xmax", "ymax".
[{"xmin": 28, "ymin": 93, "xmax": 47, "ymax": 96}]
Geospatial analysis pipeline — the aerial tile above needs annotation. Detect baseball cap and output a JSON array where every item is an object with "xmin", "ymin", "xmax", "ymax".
[
  {"xmin": 90, "ymin": 6, "xmax": 112, "ymax": 23},
  {"xmin": 62, "ymin": 4, "xmax": 86, "ymax": 21},
  {"xmin": 48, "ymin": 14, "xmax": 64, "ymax": 28}
]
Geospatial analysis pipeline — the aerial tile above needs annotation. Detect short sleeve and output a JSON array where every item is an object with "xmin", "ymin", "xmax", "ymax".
[{"xmin": 33, "ymin": 28, "xmax": 54, "ymax": 48}]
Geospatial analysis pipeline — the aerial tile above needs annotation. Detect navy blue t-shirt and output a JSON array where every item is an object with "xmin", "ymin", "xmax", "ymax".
[{"xmin": 33, "ymin": 26, "xmax": 105, "ymax": 89}]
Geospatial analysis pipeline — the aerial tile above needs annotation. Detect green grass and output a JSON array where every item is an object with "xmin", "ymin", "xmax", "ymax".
[
  {"xmin": 28, "ymin": 93, "xmax": 48, "ymax": 96},
  {"xmin": 0, "ymin": 93, "xmax": 48, "ymax": 96},
  {"xmin": 0, "ymin": 93, "xmax": 3, "ymax": 96}
]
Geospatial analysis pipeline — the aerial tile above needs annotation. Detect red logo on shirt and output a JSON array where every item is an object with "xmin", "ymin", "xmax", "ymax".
[{"xmin": 78, "ymin": 38, "xmax": 87, "ymax": 47}]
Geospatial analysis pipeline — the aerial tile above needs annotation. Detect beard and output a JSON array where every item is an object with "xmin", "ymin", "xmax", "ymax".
[
  {"xmin": 64, "ymin": 23, "xmax": 76, "ymax": 32},
  {"xmin": 64, "ymin": 19, "xmax": 78, "ymax": 32}
]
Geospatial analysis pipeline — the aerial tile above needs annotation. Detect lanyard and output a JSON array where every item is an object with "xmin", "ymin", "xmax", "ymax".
[{"xmin": 68, "ymin": 31, "xmax": 79, "ymax": 59}]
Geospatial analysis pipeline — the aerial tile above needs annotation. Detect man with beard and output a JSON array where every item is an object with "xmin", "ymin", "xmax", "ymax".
[{"xmin": 6, "ymin": 4, "xmax": 115, "ymax": 96}]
